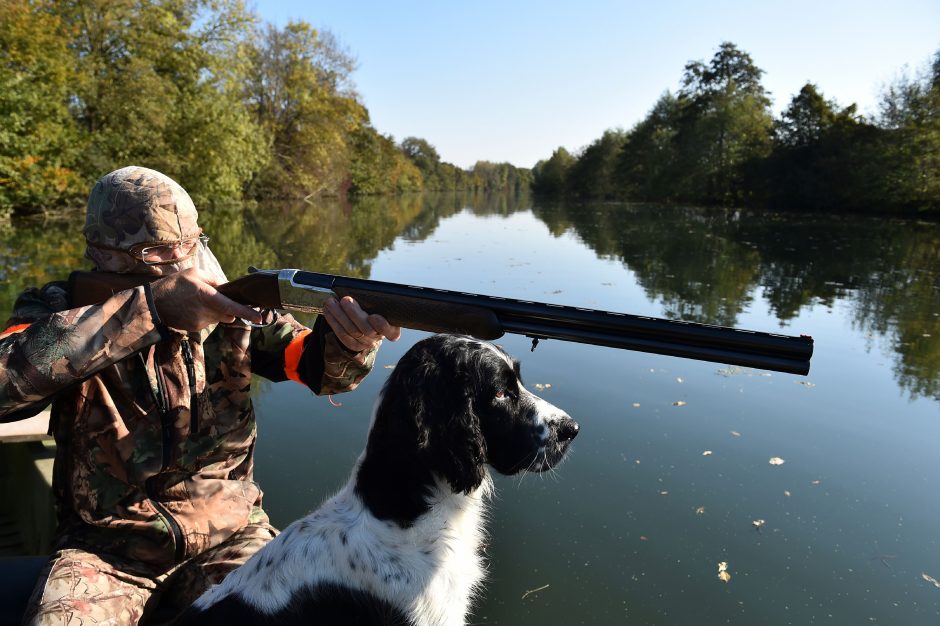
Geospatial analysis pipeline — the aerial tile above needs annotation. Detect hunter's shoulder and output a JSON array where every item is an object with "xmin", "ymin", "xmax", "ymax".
[{"xmin": 8, "ymin": 280, "xmax": 72, "ymax": 325}]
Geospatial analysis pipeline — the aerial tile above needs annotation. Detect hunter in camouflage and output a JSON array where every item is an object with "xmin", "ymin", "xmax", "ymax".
[{"xmin": 0, "ymin": 166, "xmax": 400, "ymax": 624}]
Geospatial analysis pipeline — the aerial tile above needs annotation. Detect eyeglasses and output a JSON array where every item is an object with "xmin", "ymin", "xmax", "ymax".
[{"xmin": 134, "ymin": 235, "xmax": 210, "ymax": 265}]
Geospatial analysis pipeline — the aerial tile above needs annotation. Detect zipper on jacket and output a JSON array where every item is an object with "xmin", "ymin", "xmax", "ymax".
[
  {"xmin": 153, "ymin": 351, "xmax": 173, "ymax": 470},
  {"xmin": 147, "ymin": 479, "xmax": 186, "ymax": 563},
  {"xmin": 181, "ymin": 336, "xmax": 198, "ymax": 433},
  {"xmin": 141, "ymin": 348, "xmax": 187, "ymax": 564}
]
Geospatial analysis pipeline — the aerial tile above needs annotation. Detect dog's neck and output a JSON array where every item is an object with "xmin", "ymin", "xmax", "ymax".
[{"xmin": 354, "ymin": 437, "xmax": 491, "ymax": 528}]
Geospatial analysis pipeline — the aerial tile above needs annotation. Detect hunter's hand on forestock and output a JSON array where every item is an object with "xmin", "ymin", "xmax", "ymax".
[
  {"xmin": 150, "ymin": 268, "xmax": 263, "ymax": 332},
  {"xmin": 322, "ymin": 295, "xmax": 401, "ymax": 352}
]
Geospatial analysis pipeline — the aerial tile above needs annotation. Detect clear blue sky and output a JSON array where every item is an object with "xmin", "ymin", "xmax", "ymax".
[{"xmin": 253, "ymin": 0, "xmax": 939, "ymax": 169}]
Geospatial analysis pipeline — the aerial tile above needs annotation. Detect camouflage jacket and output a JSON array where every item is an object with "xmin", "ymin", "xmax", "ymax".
[{"xmin": 0, "ymin": 280, "xmax": 377, "ymax": 572}]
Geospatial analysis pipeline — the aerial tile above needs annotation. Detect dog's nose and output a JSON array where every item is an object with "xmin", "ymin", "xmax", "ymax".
[{"xmin": 557, "ymin": 418, "xmax": 579, "ymax": 442}]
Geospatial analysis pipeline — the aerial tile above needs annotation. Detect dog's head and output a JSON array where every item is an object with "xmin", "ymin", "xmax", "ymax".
[{"xmin": 360, "ymin": 334, "xmax": 578, "ymax": 510}]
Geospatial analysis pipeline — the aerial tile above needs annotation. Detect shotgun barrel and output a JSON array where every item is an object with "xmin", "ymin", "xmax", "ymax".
[{"xmin": 69, "ymin": 268, "xmax": 814, "ymax": 375}]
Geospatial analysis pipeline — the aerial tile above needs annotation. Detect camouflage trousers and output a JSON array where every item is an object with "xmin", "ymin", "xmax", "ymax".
[{"xmin": 20, "ymin": 522, "xmax": 277, "ymax": 625}]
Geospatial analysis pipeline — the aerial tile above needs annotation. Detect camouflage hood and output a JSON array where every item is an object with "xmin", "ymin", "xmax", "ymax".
[{"xmin": 83, "ymin": 166, "xmax": 226, "ymax": 280}]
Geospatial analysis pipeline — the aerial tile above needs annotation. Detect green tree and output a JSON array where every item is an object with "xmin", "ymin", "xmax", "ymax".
[
  {"xmin": 764, "ymin": 83, "xmax": 879, "ymax": 211},
  {"xmin": 470, "ymin": 161, "xmax": 532, "ymax": 194},
  {"xmin": 566, "ymin": 130, "xmax": 627, "ymax": 199},
  {"xmin": 57, "ymin": 0, "xmax": 264, "ymax": 203},
  {"xmin": 400, "ymin": 137, "xmax": 442, "ymax": 185},
  {"xmin": 876, "ymin": 50, "xmax": 940, "ymax": 213},
  {"xmin": 0, "ymin": 0, "xmax": 82, "ymax": 214},
  {"xmin": 674, "ymin": 42, "xmax": 774, "ymax": 203},
  {"xmin": 245, "ymin": 21, "xmax": 365, "ymax": 198},
  {"xmin": 613, "ymin": 92, "xmax": 680, "ymax": 200},
  {"xmin": 775, "ymin": 83, "xmax": 845, "ymax": 148},
  {"xmin": 348, "ymin": 125, "xmax": 422, "ymax": 194},
  {"xmin": 153, "ymin": 2, "xmax": 268, "ymax": 203},
  {"xmin": 532, "ymin": 147, "xmax": 575, "ymax": 196}
]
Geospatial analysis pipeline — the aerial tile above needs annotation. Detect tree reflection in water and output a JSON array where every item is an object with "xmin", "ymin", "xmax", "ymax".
[{"xmin": 1, "ymin": 197, "xmax": 936, "ymax": 400}]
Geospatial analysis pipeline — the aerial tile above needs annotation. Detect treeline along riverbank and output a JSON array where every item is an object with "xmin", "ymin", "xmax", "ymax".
[
  {"xmin": 0, "ymin": 0, "xmax": 531, "ymax": 216},
  {"xmin": 532, "ymin": 42, "xmax": 940, "ymax": 217},
  {"xmin": 2, "ymin": 3, "xmax": 936, "ymax": 219}
]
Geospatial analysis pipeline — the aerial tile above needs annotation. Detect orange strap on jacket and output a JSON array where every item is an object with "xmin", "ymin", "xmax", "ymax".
[
  {"xmin": 283, "ymin": 328, "xmax": 313, "ymax": 384},
  {"xmin": 0, "ymin": 323, "xmax": 31, "ymax": 340}
]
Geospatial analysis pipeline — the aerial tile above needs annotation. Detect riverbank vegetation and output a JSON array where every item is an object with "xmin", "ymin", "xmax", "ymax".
[
  {"xmin": 3, "ymin": 3, "xmax": 935, "ymax": 217},
  {"xmin": 0, "ymin": 0, "xmax": 530, "ymax": 215},
  {"xmin": 533, "ymin": 42, "xmax": 940, "ymax": 216}
]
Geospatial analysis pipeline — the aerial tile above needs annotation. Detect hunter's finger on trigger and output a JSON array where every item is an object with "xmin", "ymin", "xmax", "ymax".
[{"xmin": 209, "ymin": 289, "xmax": 261, "ymax": 325}]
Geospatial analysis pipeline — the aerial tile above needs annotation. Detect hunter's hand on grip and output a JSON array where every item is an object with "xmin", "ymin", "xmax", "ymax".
[{"xmin": 151, "ymin": 269, "xmax": 262, "ymax": 331}]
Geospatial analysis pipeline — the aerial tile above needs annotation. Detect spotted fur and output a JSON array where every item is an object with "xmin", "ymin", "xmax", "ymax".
[{"xmin": 177, "ymin": 334, "xmax": 579, "ymax": 626}]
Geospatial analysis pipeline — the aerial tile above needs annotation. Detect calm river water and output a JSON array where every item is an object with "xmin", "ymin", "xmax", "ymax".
[{"xmin": 2, "ymin": 194, "xmax": 938, "ymax": 625}]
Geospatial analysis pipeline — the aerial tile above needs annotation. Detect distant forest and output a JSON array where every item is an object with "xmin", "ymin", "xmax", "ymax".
[
  {"xmin": 0, "ymin": 0, "xmax": 531, "ymax": 216},
  {"xmin": 533, "ymin": 42, "xmax": 940, "ymax": 216},
  {"xmin": 2, "ymin": 2, "xmax": 937, "ymax": 218}
]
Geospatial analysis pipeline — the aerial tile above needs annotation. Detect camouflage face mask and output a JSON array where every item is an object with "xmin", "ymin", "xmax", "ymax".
[{"xmin": 82, "ymin": 166, "xmax": 225, "ymax": 281}]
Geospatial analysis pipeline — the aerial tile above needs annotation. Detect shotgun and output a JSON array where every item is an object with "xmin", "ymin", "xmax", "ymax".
[{"xmin": 69, "ymin": 268, "xmax": 814, "ymax": 375}]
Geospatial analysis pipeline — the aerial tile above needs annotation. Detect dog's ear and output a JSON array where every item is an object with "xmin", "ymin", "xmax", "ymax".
[
  {"xmin": 375, "ymin": 338, "xmax": 487, "ymax": 494},
  {"xmin": 424, "ymin": 382, "xmax": 487, "ymax": 494}
]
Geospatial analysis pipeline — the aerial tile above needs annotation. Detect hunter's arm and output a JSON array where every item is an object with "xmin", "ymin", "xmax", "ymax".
[
  {"xmin": 250, "ymin": 314, "xmax": 378, "ymax": 395},
  {"xmin": 0, "ymin": 282, "xmax": 166, "ymax": 422}
]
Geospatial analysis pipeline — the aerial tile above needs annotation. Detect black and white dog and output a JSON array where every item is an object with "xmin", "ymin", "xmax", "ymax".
[{"xmin": 177, "ymin": 334, "xmax": 578, "ymax": 626}]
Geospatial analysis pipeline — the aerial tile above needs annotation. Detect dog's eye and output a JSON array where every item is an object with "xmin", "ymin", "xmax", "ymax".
[{"xmin": 495, "ymin": 389, "xmax": 516, "ymax": 401}]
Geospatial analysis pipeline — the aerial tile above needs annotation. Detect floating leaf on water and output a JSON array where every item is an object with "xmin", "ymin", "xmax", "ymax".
[
  {"xmin": 730, "ymin": 431, "xmax": 742, "ymax": 438},
  {"xmin": 922, "ymin": 573, "xmax": 940, "ymax": 589},
  {"xmin": 673, "ymin": 400, "xmax": 687, "ymax": 407},
  {"xmin": 768, "ymin": 457, "xmax": 785, "ymax": 466},
  {"xmin": 718, "ymin": 561, "xmax": 731, "ymax": 583},
  {"xmin": 695, "ymin": 506, "xmax": 705, "ymax": 515},
  {"xmin": 702, "ymin": 450, "xmax": 713, "ymax": 456}
]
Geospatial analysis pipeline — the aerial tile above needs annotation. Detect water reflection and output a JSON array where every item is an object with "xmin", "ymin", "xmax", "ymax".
[
  {"xmin": 530, "ymin": 203, "xmax": 940, "ymax": 401},
  {"xmin": 1, "ymin": 196, "xmax": 936, "ymax": 400}
]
